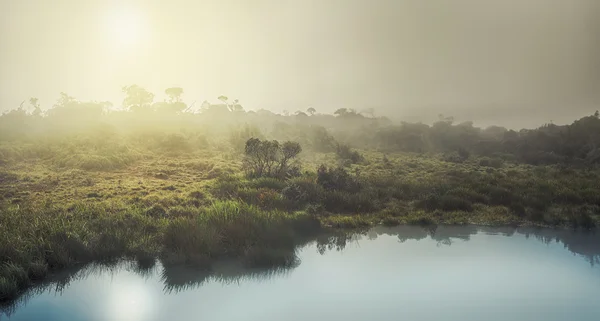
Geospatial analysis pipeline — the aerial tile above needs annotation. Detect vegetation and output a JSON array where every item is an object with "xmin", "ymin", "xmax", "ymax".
[{"xmin": 1, "ymin": 87, "xmax": 600, "ymax": 301}]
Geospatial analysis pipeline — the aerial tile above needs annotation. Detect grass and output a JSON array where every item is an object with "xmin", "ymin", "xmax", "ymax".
[{"xmin": 1, "ymin": 134, "xmax": 600, "ymax": 302}]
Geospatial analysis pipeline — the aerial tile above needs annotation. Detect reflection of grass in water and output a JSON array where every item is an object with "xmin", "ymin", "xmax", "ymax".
[
  {"xmin": 160, "ymin": 260, "xmax": 296, "ymax": 294},
  {"xmin": 3, "ymin": 225, "xmax": 600, "ymax": 317}
]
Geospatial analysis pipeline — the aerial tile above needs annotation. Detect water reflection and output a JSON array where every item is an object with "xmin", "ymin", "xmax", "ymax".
[{"xmin": 1, "ymin": 225, "xmax": 599, "ymax": 319}]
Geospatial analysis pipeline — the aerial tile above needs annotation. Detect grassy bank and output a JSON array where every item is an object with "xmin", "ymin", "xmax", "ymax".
[{"xmin": 0, "ymin": 196, "xmax": 318, "ymax": 301}]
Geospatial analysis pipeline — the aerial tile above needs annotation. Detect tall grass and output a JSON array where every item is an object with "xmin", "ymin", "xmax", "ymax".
[
  {"xmin": 0, "ymin": 198, "xmax": 319, "ymax": 301},
  {"xmin": 162, "ymin": 200, "xmax": 318, "ymax": 267}
]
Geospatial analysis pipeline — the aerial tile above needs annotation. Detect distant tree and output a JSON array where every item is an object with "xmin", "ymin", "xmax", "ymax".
[
  {"xmin": 122, "ymin": 85, "xmax": 154, "ymax": 112},
  {"xmin": 53, "ymin": 92, "xmax": 76, "ymax": 109},
  {"xmin": 29, "ymin": 97, "xmax": 41, "ymax": 116},
  {"xmin": 47, "ymin": 93, "xmax": 105, "ymax": 119},
  {"xmin": 361, "ymin": 108, "xmax": 375, "ymax": 118},
  {"xmin": 595, "ymin": 110, "xmax": 599, "ymax": 118},
  {"xmin": 306, "ymin": 107, "xmax": 316, "ymax": 116},
  {"xmin": 282, "ymin": 110, "xmax": 290, "ymax": 116},
  {"xmin": 295, "ymin": 111, "xmax": 308, "ymax": 117},
  {"xmin": 218, "ymin": 95, "xmax": 229, "ymax": 110},
  {"xmin": 200, "ymin": 100, "xmax": 211, "ymax": 112},
  {"xmin": 165, "ymin": 87, "xmax": 184, "ymax": 103},
  {"xmin": 230, "ymin": 99, "xmax": 244, "ymax": 112},
  {"xmin": 334, "ymin": 108, "xmax": 358, "ymax": 117},
  {"xmin": 157, "ymin": 87, "xmax": 187, "ymax": 113},
  {"xmin": 334, "ymin": 108, "xmax": 349, "ymax": 117},
  {"xmin": 437, "ymin": 114, "xmax": 454, "ymax": 124}
]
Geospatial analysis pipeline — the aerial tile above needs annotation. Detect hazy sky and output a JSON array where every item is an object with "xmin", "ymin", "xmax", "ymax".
[{"xmin": 1, "ymin": 0, "xmax": 599, "ymax": 127}]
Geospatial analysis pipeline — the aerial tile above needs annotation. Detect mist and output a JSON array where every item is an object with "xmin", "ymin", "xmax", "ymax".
[{"xmin": 1, "ymin": 0, "xmax": 599, "ymax": 128}]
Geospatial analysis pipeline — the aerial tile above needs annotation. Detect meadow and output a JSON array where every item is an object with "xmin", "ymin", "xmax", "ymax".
[{"xmin": 1, "ymin": 90, "xmax": 599, "ymax": 301}]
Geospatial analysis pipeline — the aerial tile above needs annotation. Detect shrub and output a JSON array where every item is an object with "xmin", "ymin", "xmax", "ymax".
[
  {"xmin": 417, "ymin": 193, "xmax": 473, "ymax": 212},
  {"xmin": 457, "ymin": 147, "xmax": 470, "ymax": 160},
  {"xmin": 443, "ymin": 152, "xmax": 463, "ymax": 163},
  {"xmin": 446, "ymin": 188, "xmax": 489, "ymax": 204},
  {"xmin": 237, "ymin": 187, "xmax": 290, "ymax": 210},
  {"xmin": 229, "ymin": 124, "xmax": 264, "ymax": 152},
  {"xmin": 242, "ymin": 138, "xmax": 302, "ymax": 179},
  {"xmin": 210, "ymin": 175, "xmax": 242, "ymax": 198},
  {"xmin": 322, "ymin": 190, "xmax": 377, "ymax": 213},
  {"xmin": 157, "ymin": 134, "xmax": 189, "ymax": 152},
  {"xmin": 316, "ymin": 165, "xmax": 361, "ymax": 193},
  {"xmin": 335, "ymin": 143, "xmax": 363, "ymax": 164},
  {"xmin": 246, "ymin": 177, "xmax": 287, "ymax": 190},
  {"xmin": 281, "ymin": 177, "xmax": 324, "ymax": 208},
  {"xmin": 309, "ymin": 126, "xmax": 337, "ymax": 152},
  {"xmin": 479, "ymin": 157, "xmax": 503, "ymax": 168}
]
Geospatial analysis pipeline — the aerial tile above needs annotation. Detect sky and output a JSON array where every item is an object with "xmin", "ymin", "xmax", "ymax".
[{"xmin": 1, "ymin": 0, "xmax": 599, "ymax": 128}]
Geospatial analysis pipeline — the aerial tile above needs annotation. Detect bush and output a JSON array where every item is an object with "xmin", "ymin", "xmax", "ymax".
[
  {"xmin": 316, "ymin": 165, "xmax": 361, "ymax": 193},
  {"xmin": 210, "ymin": 175, "xmax": 242, "ymax": 198},
  {"xmin": 242, "ymin": 138, "xmax": 302, "ymax": 179},
  {"xmin": 229, "ymin": 124, "xmax": 264, "ymax": 152},
  {"xmin": 309, "ymin": 126, "xmax": 337, "ymax": 152},
  {"xmin": 479, "ymin": 157, "xmax": 503, "ymax": 168},
  {"xmin": 416, "ymin": 193, "xmax": 473, "ymax": 212},
  {"xmin": 336, "ymin": 143, "xmax": 363, "ymax": 164},
  {"xmin": 246, "ymin": 177, "xmax": 287, "ymax": 191},
  {"xmin": 281, "ymin": 177, "xmax": 324, "ymax": 208},
  {"xmin": 157, "ymin": 133, "xmax": 189, "ymax": 152},
  {"xmin": 442, "ymin": 152, "xmax": 464, "ymax": 163},
  {"xmin": 322, "ymin": 190, "xmax": 377, "ymax": 213}
]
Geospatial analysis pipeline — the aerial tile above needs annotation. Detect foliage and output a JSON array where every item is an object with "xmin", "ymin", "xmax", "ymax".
[
  {"xmin": 335, "ymin": 143, "xmax": 364, "ymax": 164},
  {"xmin": 242, "ymin": 138, "xmax": 302, "ymax": 179}
]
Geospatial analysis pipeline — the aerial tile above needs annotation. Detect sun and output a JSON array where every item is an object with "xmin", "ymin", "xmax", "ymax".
[{"xmin": 104, "ymin": 6, "xmax": 147, "ymax": 48}]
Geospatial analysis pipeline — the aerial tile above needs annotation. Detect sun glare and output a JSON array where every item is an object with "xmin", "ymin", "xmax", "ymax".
[{"xmin": 104, "ymin": 6, "xmax": 147, "ymax": 48}]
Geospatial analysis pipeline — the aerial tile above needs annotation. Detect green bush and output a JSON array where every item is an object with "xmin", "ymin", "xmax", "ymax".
[
  {"xmin": 242, "ymin": 138, "xmax": 302, "ymax": 179},
  {"xmin": 335, "ymin": 143, "xmax": 363, "ymax": 164},
  {"xmin": 281, "ymin": 177, "xmax": 324, "ymax": 208},
  {"xmin": 316, "ymin": 165, "xmax": 361, "ymax": 193},
  {"xmin": 479, "ymin": 157, "xmax": 504, "ymax": 168}
]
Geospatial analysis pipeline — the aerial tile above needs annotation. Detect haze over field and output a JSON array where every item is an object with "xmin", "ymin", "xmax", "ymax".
[{"xmin": 1, "ymin": 0, "xmax": 599, "ymax": 128}]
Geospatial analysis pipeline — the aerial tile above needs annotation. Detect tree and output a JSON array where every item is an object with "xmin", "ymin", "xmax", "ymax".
[
  {"xmin": 29, "ymin": 97, "xmax": 41, "ymax": 116},
  {"xmin": 361, "ymin": 108, "xmax": 375, "ymax": 118},
  {"xmin": 230, "ymin": 99, "xmax": 244, "ymax": 112},
  {"xmin": 122, "ymin": 85, "xmax": 154, "ymax": 112},
  {"xmin": 334, "ymin": 108, "xmax": 349, "ymax": 117},
  {"xmin": 334, "ymin": 108, "xmax": 359, "ymax": 117},
  {"xmin": 165, "ymin": 87, "xmax": 183, "ymax": 103},
  {"xmin": 218, "ymin": 95, "xmax": 229, "ymax": 110},
  {"xmin": 306, "ymin": 107, "xmax": 316, "ymax": 116},
  {"xmin": 158, "ymin": 87, "xmax": 187, "ymax": 113},
  {"xmin": 53, "ymin": 92, "xmax": 76, "ymax": 109},
  {"xmin": 243, "ymin": 138, "xmax": 302, "ymax": 178},
  {"xmin": 295, "ymin": 111, "xmax": 308, "ymax": 117}
]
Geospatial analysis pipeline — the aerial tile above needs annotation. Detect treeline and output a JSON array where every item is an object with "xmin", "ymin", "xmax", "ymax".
[{"xmin": 1, "ymin": 86, "xmax": 600, "ymax": 166}]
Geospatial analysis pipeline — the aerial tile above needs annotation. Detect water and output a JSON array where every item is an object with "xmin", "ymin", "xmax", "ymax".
[{"xmin": 2, "ymin": 225, "xmax": 600, "ymax": 321}]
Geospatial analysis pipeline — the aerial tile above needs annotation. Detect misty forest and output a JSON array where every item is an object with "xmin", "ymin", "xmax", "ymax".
[{"xmin": 1, "ymin": 86, "xmax": 600, "ymax": 301}]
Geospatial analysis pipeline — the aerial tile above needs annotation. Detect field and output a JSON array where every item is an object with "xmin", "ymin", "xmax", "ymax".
[{"xmin": 1, "ymin": 98, "xmax": 600, "ymax": 302}]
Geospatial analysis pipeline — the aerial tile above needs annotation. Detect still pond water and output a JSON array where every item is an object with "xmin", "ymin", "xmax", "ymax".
[{"xmin": 2, "ymin": 225, "xmax": 600, "ymax": 321}]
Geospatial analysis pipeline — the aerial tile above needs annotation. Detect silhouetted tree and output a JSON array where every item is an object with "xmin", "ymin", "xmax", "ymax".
[
  {"xmin": 165, "ymin": 87, "xmax": 184, "ymax": 103},
  {"xmin": 122, "ymin": 85, "xmax": 154, "ymax": 112}
]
